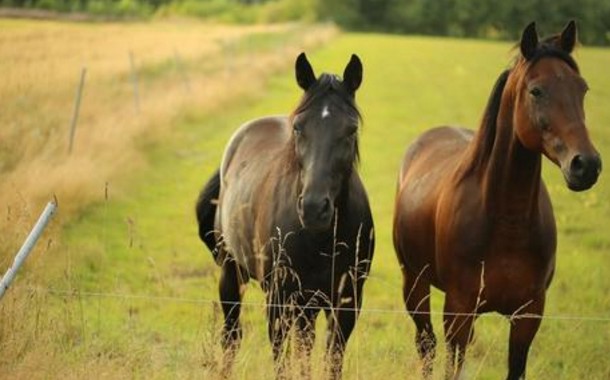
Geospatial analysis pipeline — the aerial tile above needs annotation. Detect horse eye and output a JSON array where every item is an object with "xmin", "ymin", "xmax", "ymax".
[
  {"xmin": 529, "ymin": 87, "xmax": 543, "ymax": 98},
  {"xmin": 293, "ymin": 124, "xmax": 303, "ymax": 136}
]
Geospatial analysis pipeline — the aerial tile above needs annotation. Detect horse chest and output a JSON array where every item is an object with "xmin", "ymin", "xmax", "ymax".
[
  {"xmin": 475, "ymin": 219, "xmax": 552, "ymax": 306},
  {"xmin": 490, "ymin": 217, "xmax": 539, "ymax": 251},
  {"xmin": 256, "ymin": 232, "xmax": 348, "ymax": 296},
  {"xmin": 491, "ymin": 213, "xmax": 553, "ymax": 256},
  {"xmin": 481, "ymin": 255, "xmax": 551, "ymax": 313}
]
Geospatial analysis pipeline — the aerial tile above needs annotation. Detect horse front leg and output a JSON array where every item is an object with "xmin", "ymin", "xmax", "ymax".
[
  {"xmin": 324, "ymin": 277, "xmax": 363, "ymax": 380},
  {"xmin": 294, "ymin": 307, "xmax": 319, "ymax": 380},
  {"xmin": 266, "ymin": 292, "xmax": 294, "ymax": 380},
  {"xmin": 218, "ymin": 257, "xmax": 247, "ymax": 377},
  {"xmin": 443, "ymin": 289, "xmax": 478, "ymax": 380},
  {"xmin": 506, "ymin": 298, "xmax": 544, "ymax": 380},
  {"xmin": 325, "ymin": 308, "xmax": 355, "ymax": 380}
]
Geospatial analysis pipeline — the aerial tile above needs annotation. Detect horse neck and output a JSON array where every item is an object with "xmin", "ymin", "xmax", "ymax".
[{"xmin": 479, "ymin": 88, "xmax": 542, "ymax": 220}]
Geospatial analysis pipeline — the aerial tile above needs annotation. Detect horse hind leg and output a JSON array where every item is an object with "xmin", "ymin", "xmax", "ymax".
[
  {"xmin": 402, "ymin": 266, "xmax": 437, "ymax": 378},
  {"xmin": 196, "ymin": 168, "xmax": 222, "ymax": 261},
  {"xmin": 218, "ymin": 257, "xmax": 247, "ymax": 376}
]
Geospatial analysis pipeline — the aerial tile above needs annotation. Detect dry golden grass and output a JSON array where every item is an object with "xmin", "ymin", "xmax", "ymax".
[{"xmin": 0, "ymin": 19, "xmax": 336, "ymax": 265}]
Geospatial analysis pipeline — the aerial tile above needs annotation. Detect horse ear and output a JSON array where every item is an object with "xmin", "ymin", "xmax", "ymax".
[
  {"xmin": 295, "ymin": 52, "xmax": 316, "ymax": 91},
  {"xmin": 560, "ymin": 20, "xmax": 577, "ymax": 54},
  {"xmin": 343, "ymin": 54, "xmax": 363, "ymax": 93},
  {"xmin": 520, "ymin": 22, "xmax": 539, "ymax": 60}
]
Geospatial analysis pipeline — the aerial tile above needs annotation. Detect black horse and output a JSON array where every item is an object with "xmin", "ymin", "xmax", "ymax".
[{"xmin": 196, "ymin": 53, "xmax": 375, "ymax": 379}]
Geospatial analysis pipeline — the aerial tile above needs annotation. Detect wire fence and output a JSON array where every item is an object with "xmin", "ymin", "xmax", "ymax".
[{"xmin": 17, "ymin": 285, "xmax": 610, "ymax": 323}]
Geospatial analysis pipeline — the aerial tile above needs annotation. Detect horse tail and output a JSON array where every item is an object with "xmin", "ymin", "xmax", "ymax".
[{"xmin": 196, "ymin": 169, "xmax": 221, "ymax": 259}]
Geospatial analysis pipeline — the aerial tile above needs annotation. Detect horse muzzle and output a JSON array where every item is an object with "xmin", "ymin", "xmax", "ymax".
[
  {"xmin": 564, "ymin": 153, "xmax": 602, "ymax": 191},
  {"xmin": 297, "ymin": 194, "xmax": 334, "ymax": 230}
]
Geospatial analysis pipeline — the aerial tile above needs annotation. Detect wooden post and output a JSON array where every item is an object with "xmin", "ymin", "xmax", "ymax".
[
  {"xmin": 68, "ymin": 67, "xmax": 87, "ymax": 154},
  {"xmin": 129, "ymin": 51, "xmax": 140, "ymax": 113},
  {"xmin": 173, "ymin": 48, "xmax": 191, "ymax": 94}
]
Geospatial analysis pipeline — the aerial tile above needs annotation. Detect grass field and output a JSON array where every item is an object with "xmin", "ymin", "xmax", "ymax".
[{"xmin": 1, "ymin": 23, "xmax": 610, "ymax": 379}]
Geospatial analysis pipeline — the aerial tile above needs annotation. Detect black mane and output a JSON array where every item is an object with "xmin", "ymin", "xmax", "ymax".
[{"xmin": 462, "ymin": 69, "xmax": 510, "ymax": 177}]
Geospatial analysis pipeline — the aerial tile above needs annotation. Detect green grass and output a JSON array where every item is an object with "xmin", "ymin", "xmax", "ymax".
[{"xmin": 6, "ymin": 33, "xmax": 610, "ymax": 379}]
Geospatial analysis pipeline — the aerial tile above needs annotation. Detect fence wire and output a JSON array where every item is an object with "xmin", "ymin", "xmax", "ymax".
[{"xmin": 16, "ymin": 285, "xmax": 610, "ymax": 323}]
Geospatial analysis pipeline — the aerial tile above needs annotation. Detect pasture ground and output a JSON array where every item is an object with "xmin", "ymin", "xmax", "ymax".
[{"xmin": 1, "ymin": 23, "xmax": 610, "ymax": 379}]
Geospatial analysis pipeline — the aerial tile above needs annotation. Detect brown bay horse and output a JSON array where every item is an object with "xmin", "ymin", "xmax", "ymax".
[
  {"xmin": 196, "ymin": 53, "xmax": 374, "ymax": 378},
  {"xmin": 393, "ymin": 21, "xmax": 601, "ymax": 379}
]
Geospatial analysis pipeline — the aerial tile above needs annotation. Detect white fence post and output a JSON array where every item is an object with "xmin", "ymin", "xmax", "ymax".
[{"xmin": 0, "ymin": 201, "xmax": 58, "ymax": 300}]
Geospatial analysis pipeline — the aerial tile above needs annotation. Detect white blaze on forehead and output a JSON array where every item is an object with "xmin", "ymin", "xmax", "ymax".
[{"xmin": 321, "ymin": 105, "xmax": 331, "ymax": 119}]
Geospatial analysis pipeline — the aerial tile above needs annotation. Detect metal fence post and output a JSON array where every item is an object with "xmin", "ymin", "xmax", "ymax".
[{"xmin": 0, "ymin": 201, "xmax": 58, "ymax": 300}]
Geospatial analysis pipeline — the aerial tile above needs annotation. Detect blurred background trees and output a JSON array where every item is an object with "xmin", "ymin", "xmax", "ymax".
[{"xmin": 1, "ymin": 0, "xmax": 609, "ymax": 45}]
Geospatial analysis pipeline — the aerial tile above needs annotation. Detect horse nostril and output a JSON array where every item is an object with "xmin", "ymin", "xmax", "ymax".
[
  {"xmin": 570, "ymin": 155, "xmax": 585, "ymax": 176},
  {"xmin": 569, "ymin": 154, "xmax": 602, "ymax": 185},
  {"xmin": 320, "ymin": 198, "xmax": 331, "ymax": 217},
  {"xmin": 299, "ymin": 194, "xmax": 333, "ymax": 227}
]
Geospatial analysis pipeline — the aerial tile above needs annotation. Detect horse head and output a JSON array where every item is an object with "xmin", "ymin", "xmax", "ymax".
[
  {"xmin": 291, "ymin": 53, "xmax": 363, "ymax": 229},
  {"xmin": 511, "ymin": 21, "xmax": 601, "ymax": 191}
]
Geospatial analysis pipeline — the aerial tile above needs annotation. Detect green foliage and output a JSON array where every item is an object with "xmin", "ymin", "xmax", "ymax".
[
  {"xmin": 86, "ymin": 0, "xmax": 153, "ymax": 17},
  {"xmin": 4, "ymin": 0, "xmax": 610, "ymax": 45},
  {"xmin": 157, "ymin": 0, "xmax": 320, "ymax": 24},
  {"xmin": 317, "ymin": 0, "xmax": 361, "ymax": 29},
  {"xmin": 354, "ymin": 0, "xmax": 610, "ymax": 45},
  {"xmin": 163, "ymin": 0, "xmax": 266, "ymax": 23},
  {"xmin": 35, "ymin": 0, "xmax": 70, "ymax": 11},
  {"xmin": 1, "ymin": 0, "xmax": 160, "ymax": 17},
  {"xmin": 258, "ymin": 0, "xmax": 319, "ymax": 23},
  {"xmin": 159, "ymin": 0, "xmax": 243, "ymax": 20}
]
